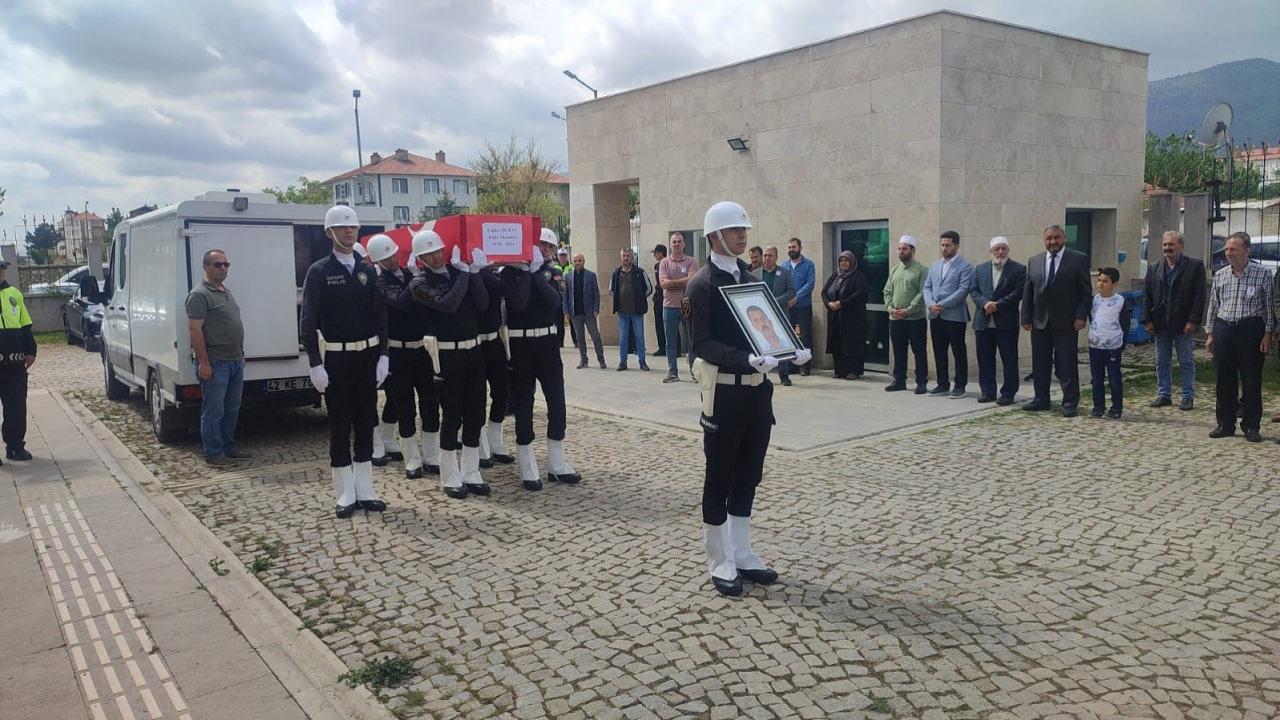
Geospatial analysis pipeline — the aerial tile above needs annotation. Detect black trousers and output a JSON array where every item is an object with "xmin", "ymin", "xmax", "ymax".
[
  {"xmin": 930, "ymin": 318, "xmax": 968, "ymax": 389},
  {"xmin": 437, "ymin": 347, "xmax": 485, "ymax": 451},
  {"xmin": 323, "ymin": 349, "xmax": 377, "ymax": 467},
  {"xmin": 379, "ymin": 384, "xmax": 397, "ymax": 424},
  {"xmin": 889, "ymin": 318, "xmax": 928, "ymax": 385},
  {"xmin": 0, "ymin": 368, "xmax": 28, "ymax": 451},
  {"xmin": 510, "ymin": 335, "xmax": 566, "ymax": 445},
  {"xmin": 701, "ymin": 381, "xmax": 773, "ymax": 526},
  {"xmin": 1089, "ymin": 347, "xmax": 1124, "ymax": 413},
  {"xmin": 1213, "ymin": 317, "xmax": 1265, "ymax": 432},
  {"xmin": 557, "ymin": 313, "xmax": 567, "ymax": 347},
  {"xmin": 653, "ymin": 301, "xmax": 666, "ymax": 355},
  {"xmin": 975, "ymin": 327, "xmax": 1019, "ymax": 400},
  {"xmin": 388, "ymin": 348, "xmax": 438, "ymax": 439},
  {"xmin": 832, "ymin": 350, "xmax": 864, "ymax": 378},
  {"xmin": 1031, "ymin": 327, "xmax": 1080, "ymax": 408},
  {"xmin": 481, "ymin": 337, "xmax": 509, "ymax": 424}
]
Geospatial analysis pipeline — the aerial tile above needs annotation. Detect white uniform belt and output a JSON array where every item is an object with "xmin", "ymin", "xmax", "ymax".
[
  {"xmin": 508, "ymin": 325, "xmax": 557, "ymax": 338},
  {"xmin": 322, "ymin": 335, "xmax": 380, "ymax": 352},
  {"xmin": 715, "ymin": 372, "xmax": 765, "ymax": 387},
  {"xmin": 478, "ymin": 331, "xmax": 500, "ymax": 342},
  {"xmin": 387, "ymin": 339, "xmax": 424, "ymax": 349},
  {"xmin": 438, "ymin": 338, "xmax": 479, "ymax": 351}
]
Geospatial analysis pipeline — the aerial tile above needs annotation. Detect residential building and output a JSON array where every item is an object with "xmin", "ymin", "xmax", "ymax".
[
  {"xmin": 1233, "ymin": 145, "xmax": 1280, "ymax": 193},
  {"xmin": 324, "ymin": 149, "xmax": 478, "ymax": 225},
  {"xmin": 57, "ymin": 210, "xmax": 106, "ymax": 263}
]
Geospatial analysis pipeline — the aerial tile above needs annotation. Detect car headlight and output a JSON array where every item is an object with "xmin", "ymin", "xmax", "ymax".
[{"xmin": 87, "ymin": 310, "xmax": 104, "ymax": 322}]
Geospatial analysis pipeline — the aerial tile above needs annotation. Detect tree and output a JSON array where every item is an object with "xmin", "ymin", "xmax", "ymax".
[
  {"xmin": 418, "ymin": 189, "xmax": 462, "ymax": 222},
  {"xmin": 0, "ymin": 186, "xmax": 6, "ymax": 218},
  {"xmin": 471, "ymin": 136, "xmax": 567, "ymax": 234},
  {"xmin": 26, "ymin": 223, "xmax": 60, "ymax": 265},
  {"xmin": 1145, "ymin": 131, "xmax": 1262, "ymax": 201},
  {"xmin": 104, "ymin": 207, "xmax": 125, "ymax": 239},
  {"xmin": 262, "ymin": 176, "xmax": 331, "ymax": 204}
]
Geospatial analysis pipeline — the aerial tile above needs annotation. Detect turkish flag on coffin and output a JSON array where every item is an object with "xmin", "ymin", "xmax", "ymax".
[{"xmin": 361, "ymin": 215, "xmax": 540, "ymax": 269}]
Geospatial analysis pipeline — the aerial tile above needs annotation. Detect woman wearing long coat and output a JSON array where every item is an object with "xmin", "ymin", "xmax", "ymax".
[{"xmin": 821, "ymin": 251, "xmax": 868, "ymax": 379}]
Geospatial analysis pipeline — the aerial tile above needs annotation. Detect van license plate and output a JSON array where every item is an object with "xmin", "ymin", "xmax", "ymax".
[{"xmin": 264, "ymin": 377, "xmax": 312, "ymax": 393}]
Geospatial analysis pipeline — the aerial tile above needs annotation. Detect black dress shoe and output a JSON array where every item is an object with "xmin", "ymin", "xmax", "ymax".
[
  {"xmin": 577, "ymin": 360, "xmax": 588, "ymax": 369},
  {"xmin": 598, "ymin": 360, "xmax": 607, "ymax": 369},
  {"xmin": 425, "ymin": 464, "xmax": 440, "ymax": 475},
  {"xmin": 405, "ymin": 467, "xmax": 423, "ymax": 479},
  {"xmin": 491, "ymin": 453, "xmax": 514, "ymax": 464},
  {"xmin": 385, "ymin": 450, "xmax": 403, "ymax": 461},
  {"xmin": 463, "ymin": 483, "xmax": 491, "ymax": 496},
  {"xmin": 800, "ymin": 368, "xmax": 810, "ymax": 376},
  {"xmin": 711, "ymin": 575, "xmax": 743, "ymax": 597},
  {"xmin": 548, "ymin": 471, "xmax": 581, "ymax": 485},
  {"xmin": 5, "ymin": 447, "xmax": 31, "ymax": 461},
  {"xmin": 884, "ymin": 382, "xmax": 907, "ymax": 392},
  {"xmin": 522, "ymin": 478, "xmax": 543, "ymax": 491},
  {"xmin": 1106, "ymin": 408, "xmax": 1122, "ymax": 419},
  {"xmin": 1244, "ymin": 429, "xmax": 1262, "ymax": 443},
  {"xmin": 977, "ymin": 395, "xmax": 996, "ymax": 403},
  {"xmin": 914, "ymin": 384, "xmax": 928, "ymax": 395},
  {"xmin": 1179, "ymin": 398, "xmax": 1194, "ymax": 411},
  {"xmin": 928, "ymin": 385, "xmax": 951, "ymax": 396},
  {"xmin": 949, "ymin": 387, "xmax": 966, "ymax": 398},
  {"xmin": 639, "ymin": 362, "xmax": 650, "ymax": 371},
  {"xmin": 996, "ymin": 397, "xmax": 1014, "ymax": 406},
  {"xmin": 1209, "ymin": 427, "xmax": 1235, "ymax": 438},
  {"xmin": 616, "ymin": 364, "xmax": 627, "ymax": 372},
  {"xmin": 738, "ymin": 567, "xmax": 778, "ymax": 585},
  {"xmin": 1022, "ymin": 400, "xmax": 1050, "ymax": 411},
  {"xmin": 371, "ymin": 455, "xmax": 389, "ymax": 467},
  {"xmin": 335, "ymin": 503, "xmax": 357, "ymax": 519},
  {"xmin": 358, "ymin": 499, "xmax": 387, "ymax": 512},
  {"xmin": 1150, "ymin": 396, "xmax": 1172, "ymax": 408},
  {"xmin": 1090, "ymin": 407, "xmax": 1105, "ymax": 418},
  {"xmin": 780, "ymin": 376, "xmax": 792, "ymax": 386},
  {"xmin": 479, "ymin": 457, "xmax": 494, "ymax": 469},
  {"xmin": 444, "ymin": 486, "xmax": 468, "ymax": 499},
  {"xmin": 1061, "ymin": 406, "xmax": 1078, "ymax": 418}
]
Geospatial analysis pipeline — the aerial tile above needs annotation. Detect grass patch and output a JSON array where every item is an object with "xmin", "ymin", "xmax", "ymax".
[
  {"xmin": 338, "ymin": 656, "xmax": 416, "ymax": 690},
  {"xmin": 866, "ymin": 697, "xmax": 893, "ymax": 715},
  {"xmin": 247, "ymin": 556, "xmax": 273, "ymax": 575},
  {"xmin": 208, "ymin": 558, "xmax": 230, "ymax": 576},
  {"xmin": 34, "ymin": 331, "xmax": 65, "ymax": 345},
  {"xmin": 304, "ymin": 595, "xmax": 329, "ymax": 610},
  {"xmin": 401, "ymin": 690, "xmax": 425, "ymax": 708}
]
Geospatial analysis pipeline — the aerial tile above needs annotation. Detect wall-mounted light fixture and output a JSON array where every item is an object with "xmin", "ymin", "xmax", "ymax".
[{"xmin": 727, "ymin": 137, "xmax": 749, "ymax": 152}]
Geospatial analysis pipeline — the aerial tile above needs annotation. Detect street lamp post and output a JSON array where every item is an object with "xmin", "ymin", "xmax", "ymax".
[
  {"xmin": 353, "ymin": 89, "xmax": 365, "ymax": 205},
  {"xmin": 551, "ymin": 111, "xmax": 567, "ymax": 122},
  {"xmin": 562, "ymin": 70, "xmax": 597, "ymax": 99}
]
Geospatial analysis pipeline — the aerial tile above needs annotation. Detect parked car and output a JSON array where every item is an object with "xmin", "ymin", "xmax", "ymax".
[
  {"xmin": 29, "ymin": 263, "xmax": 108, "ymax": 295},
  {"xmin": 62, "ymin": 277, "xmax": 105, "ymax": 352},
  {"xmin": 1210, "ymin": 234, "xmax": 1271, "ymax": 273}
]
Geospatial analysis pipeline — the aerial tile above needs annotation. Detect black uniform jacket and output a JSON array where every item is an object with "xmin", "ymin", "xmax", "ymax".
[
  {"xmin": 687, "ymin": 257, "xmax": 757, "ymax": 377},
  {"xmin": 502, "ymin": 260, "xmax": 563, "ymax": 331},
  {"xmin": 477, "ymin": 268, "xmax": 505, "ymax": 334},
  {"xmin": 300, "ymin": 252, "xmax": 387, "ymax": 368},
  {"xmin": 408, "ymin": 266, "xmax": 488, "ymax": 342},
  {"xmin": 376, "ymin": 267, "xmax": 430, "ymax": 342}
]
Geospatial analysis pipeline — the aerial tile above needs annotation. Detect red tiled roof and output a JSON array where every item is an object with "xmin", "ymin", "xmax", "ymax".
[
  {"xmin": 66, "ymin": 211, "xmax": 104, "ymax": 221},
  {"xmin": 324, "ymin": 151, "xmax": 476, "ymax": 184},
  {"xmin": 1233, "ymin": 146, "xmax": 1280, "ymax": 161},
  {"xmin": 548, "ymin": 172, "xmax": 570, "ymax": 184}
]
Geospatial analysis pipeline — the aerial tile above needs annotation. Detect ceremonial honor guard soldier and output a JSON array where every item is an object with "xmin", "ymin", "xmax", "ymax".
[
  {"xmin": 687, "ymin": 201, "xmax": 811, "ymax": 596},
  {"xmin": 407, "ymin": 229, "xmax": 492, "ymax": 499},
  {"xmin": 358, "ymin": 240, "xmax": 403, "ymax": 468},
  {"xmin": 502, "ymin": 228, "xmax": 580, "ymax": 490},
  {"xmin": 367, "ymin": 234, "xmax": 440, "ymax": 478},
  {"xmin": 300, "ymin": 206, "xmax": 390, "ymax": 518},
  {"xmin": 477, "ymin": 265, "xmax": 515, "ymax": 467}
]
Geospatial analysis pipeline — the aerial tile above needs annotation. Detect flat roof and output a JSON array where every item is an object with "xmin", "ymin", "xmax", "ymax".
[{"xmin": 567, "ymin": 9, "xmax": 1147, "ymax": 109}]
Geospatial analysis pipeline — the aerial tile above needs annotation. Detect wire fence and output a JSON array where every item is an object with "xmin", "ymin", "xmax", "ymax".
[{"xmin": 15, "ymin": 263, "xmax": 88, "ymax": 296}]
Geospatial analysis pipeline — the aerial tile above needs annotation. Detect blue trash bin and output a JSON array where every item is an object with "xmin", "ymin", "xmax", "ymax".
[{"xmin": 1120, "ymin": 290, "xmax": 1148, "ymax": 344}]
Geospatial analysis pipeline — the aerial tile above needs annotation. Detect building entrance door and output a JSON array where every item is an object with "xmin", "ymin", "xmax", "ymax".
[
  {"xmin": 1065, "ymin": 211, "xmax": 1093, "ymax": 260},
  {"xmin": 832, "ymin": 221, "xmax": 890, "ymax": 368}
]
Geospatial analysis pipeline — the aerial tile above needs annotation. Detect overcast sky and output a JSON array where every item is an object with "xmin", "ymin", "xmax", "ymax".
[{"xmin": 1, "ymin": 0, "xmax": 1276, "ymax": 242}]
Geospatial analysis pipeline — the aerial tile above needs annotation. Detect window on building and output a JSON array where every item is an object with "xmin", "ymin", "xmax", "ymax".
[
  {"xmin": 393, "ymin": 206, "xmax": 411, "ymax": 224},
  {"xmin": 424, "ymin": 178, "xmax": 439, "ymax": 194},
  {"xmin": 334, "ymin": 183, "xmax": 350, "ymax": 200},
  {"xmin": 454, "ymin": 179, "xmax": 469, "ymax": 195},
  {"xmin": 392, "ymin": 178, "xmax": 409, "ymax": 194},
  {"xmin": 422, "ymin": 206, "xmax": 438, "ymax": 220}
]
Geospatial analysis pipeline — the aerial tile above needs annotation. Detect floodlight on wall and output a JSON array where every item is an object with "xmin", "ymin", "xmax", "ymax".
[{"xmin": 727, "ymin": 137, "xmax": 749, "ymax": 152}]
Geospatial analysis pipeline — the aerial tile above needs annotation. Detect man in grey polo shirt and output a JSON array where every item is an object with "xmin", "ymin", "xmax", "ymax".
[{"xmin": 186, "ymin": 249, "xmax": 249, "ymax": 467}]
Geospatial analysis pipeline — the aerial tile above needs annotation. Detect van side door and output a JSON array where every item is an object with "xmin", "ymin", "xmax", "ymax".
[{"xmin": 103, "ymin": 234, "xmax": 132, "ymax": 372}]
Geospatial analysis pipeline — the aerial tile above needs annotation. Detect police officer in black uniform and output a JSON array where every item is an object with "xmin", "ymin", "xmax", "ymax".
[
  {"xmin": 502, "ymin": 228, "xmax": 579, "ymax": 491},
  {"xmin": 407, "ymin": 229, "xmax": 491, "ymax": 499},
  {"xmin": 477, "ymin": 265, "xmax": 514, "ymax": 467},
  {"xmin": 687, "ymin": 201, "xmax": 811, "ymax": 596},
  {"xmin": 367, "ymin": 234, "xmax": 440, "ymax": 478},
  {"xmin": 301, "ymin": 206, "xmax": 390, "ymax": 519}
]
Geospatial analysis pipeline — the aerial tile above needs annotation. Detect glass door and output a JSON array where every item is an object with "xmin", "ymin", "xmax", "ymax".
[
  {"xmin": 1065, "ymin": 210, "xmax": 1093, "ymax": 260},
  {"xmin": 832, "ymin": 221, "xmax": 890, "ymax": 368}
]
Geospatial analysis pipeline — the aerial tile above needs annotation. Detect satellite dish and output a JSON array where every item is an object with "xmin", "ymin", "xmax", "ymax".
[{"xmin": 1197, "ymin": 102, "xmax": 1233, "ymax": 151}]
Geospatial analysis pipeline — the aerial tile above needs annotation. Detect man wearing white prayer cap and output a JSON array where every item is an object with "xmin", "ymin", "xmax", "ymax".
[{"xmin": 970, "ymin": 236, "xmax": 1027, "ymax": 405}]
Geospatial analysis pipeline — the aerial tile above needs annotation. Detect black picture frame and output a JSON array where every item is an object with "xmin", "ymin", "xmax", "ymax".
[{"xmin": 718, "ymin": 282, "xmax": 803, "ymax": 362}]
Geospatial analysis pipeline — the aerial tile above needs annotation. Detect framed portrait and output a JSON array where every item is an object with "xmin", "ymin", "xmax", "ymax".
[{"xmin": 719, "ymin": 282, "xmax": 803, "ymax": 361}]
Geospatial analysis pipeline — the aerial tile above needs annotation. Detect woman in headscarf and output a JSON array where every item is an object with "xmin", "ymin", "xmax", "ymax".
[{"xmin": 821, "ymin": 250, "xmax": 868, "ymax": 379}]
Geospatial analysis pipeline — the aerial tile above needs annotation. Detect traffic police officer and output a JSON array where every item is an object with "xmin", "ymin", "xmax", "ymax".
[
  {"xmin": 368, "ymin": 234, "xmax": 440, "ymax": 478},
  {"xmin": 408, "ymin": 229, "xmax": 491, "ymax": 499},
  {"xmin": 687, "ymin": 201, "xmax": 810, "ymax": 596},
  {"xmin": 477, "ymin": 265, "xmax": 514, "ymax": 467},
  {"xmin": 502, "ymin": 228, "xmax": 579, "ymax": 490},
  {"xmin": 301, "ymin": 206, "xmax": 390, "ymax": 518},
  {"xmin": 0, "ymin": 260, "xmax": 35, "ymax": 462}
]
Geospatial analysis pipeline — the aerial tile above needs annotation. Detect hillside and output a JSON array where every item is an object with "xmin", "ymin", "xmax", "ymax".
[{"xmin": 1147, "ymin": 58, "xmax": 1280, "ymax": 144}]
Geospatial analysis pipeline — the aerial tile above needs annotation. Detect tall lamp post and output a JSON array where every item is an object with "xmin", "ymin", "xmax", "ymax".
[
  {"xmin": 353, "ymin": 89, "xmax": 365, "ymax": 205},
  {"xmin": 551, "ymin": 111, "xmax": 567, "ymax": 121},
  {"xmin": 562, "ymin": 70, "xmax": 597, "ymax": 99}
]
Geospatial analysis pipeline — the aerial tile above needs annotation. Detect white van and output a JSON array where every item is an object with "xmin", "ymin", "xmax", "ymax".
[{"xmin": 93, "ymin": 191, "xmax": 391, "ymax": 442}]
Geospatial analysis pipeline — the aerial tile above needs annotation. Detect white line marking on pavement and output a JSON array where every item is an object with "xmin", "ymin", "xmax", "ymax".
[
  {"xmin": 162, "ymin": 681, "xmax": 185, "ymax": 712},
  {"xmin": 89, "ymin": 702, "xmax": 107, "ymax": 720},
  {"xmin": 103, "ymin": 665, "xmax": 122, "ymax": 695},
  {"xmin": 140, "ymin": 687, "xmax": 162, "ymax": 718},
  {"xmin": 80, "ymin": 671, "xmax": 98, "ymax": 701},
  {"xmin": 114, "ymin": 694, "xmax": 135, "ymax": 720}
]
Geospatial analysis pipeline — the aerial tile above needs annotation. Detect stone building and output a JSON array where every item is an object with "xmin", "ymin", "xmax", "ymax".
[{"xmin": 566, "ymin": 10, "xmax": 1147, "ymax": 367}]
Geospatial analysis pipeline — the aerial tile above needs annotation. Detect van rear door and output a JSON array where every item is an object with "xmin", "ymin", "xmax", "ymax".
[{"xmin": 186, "ymin": 223, "xmax": 300, "ymax": 360}]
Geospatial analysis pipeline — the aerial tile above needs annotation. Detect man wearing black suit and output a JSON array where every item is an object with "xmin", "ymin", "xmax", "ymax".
[
  {"xmin": 1142, "ymin": 230, "xmax": 1206, "ymax": 411},
  {"xmin": 970, "ymin": 236, "xmax": 1026, "ymax": 405},
  {"xmin": 1020, "ymin": 224, "xmax": 1092, "ymax": 417}
]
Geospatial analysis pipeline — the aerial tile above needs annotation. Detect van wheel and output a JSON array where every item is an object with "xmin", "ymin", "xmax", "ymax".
[
  {"xmin": 148, "ymin": 373, "xmax": 185, "ymax": 443},
  {"xmin": 103, "ymin": 353, "xmax": 130, "ymax": 400}
]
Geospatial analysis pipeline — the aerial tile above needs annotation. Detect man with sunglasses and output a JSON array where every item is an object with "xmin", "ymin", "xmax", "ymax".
[{"xmin": 186, "ymin": 249, "xmax": 247, "ymax": 468}]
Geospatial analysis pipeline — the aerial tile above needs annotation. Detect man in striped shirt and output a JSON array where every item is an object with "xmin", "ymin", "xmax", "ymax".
[{"xmin": 1206, "ymin": 231, "xmax": 1274, "ymax": 442}]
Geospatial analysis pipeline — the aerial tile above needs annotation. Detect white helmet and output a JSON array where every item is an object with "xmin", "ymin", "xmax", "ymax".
[
  {"xmin": 539, "ymin": 228, "xmax": 559, "ymax": 247},
  {"xmin": 703, "ymin": 201, "xmax": 752, "ymax": 239},
  {"xmin": 324, "ymin": 204, "xmax": 360, "ymax": 229},
  {"xmin": 411, "ymin": 227, "xmax": 445, "ymax": 257},
  {"xmin": 352, "ymin": 242, "xmax": 366, "ymax": 258},
  {"xmin": 366, "ymin": 234, "xmax": 398, "ymax": 263}
]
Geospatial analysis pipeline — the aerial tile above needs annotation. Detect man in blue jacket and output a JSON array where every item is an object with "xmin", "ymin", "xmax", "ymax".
[
  {"xmin": 609, "ymin": 248, "xmax": 653, "ymax": 371},
  {"xmin": 923, "ymin": 230, "xmax": 974, "ymax": 398},
  {"xmin": 782, "ymin": 237, "xmax": 816, "ymax": 376},
  {"xmin": 564, "ymin": 252, "xmax": 606, "ymax": 369}
]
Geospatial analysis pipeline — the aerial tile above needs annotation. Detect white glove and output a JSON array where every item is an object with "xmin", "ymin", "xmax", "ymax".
[
  {"xmin": 793, "ymin": 348, "xmax": 812, "ymax": 366},
  {"xmin": 450, "ymin": 246, "xmax": 468, "ymax": 272},
  {"xmin": 748, "ymin": 354, "xmax": 779, "ymax": 373},
  {"xmin": 375, "ymin": 355, "xmax": 389, "ymax": 386},
  {"xmin": 468, "ymin": 248, "xmax": 488, "ymax": 273},
  {"xmin": 309, "ymin": 365, "xmax": 329, "ymax": 394}
]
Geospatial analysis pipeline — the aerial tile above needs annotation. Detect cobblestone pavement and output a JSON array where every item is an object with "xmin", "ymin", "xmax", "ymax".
[{"xmin": 37, "ymin": 343, "xmax": 1280, "ymax": 720}]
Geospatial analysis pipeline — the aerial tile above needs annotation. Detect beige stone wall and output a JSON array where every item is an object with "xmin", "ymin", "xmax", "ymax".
[{"xmin": 567, "ymin": 11, "xmax": 1147, "ymax": 357}]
